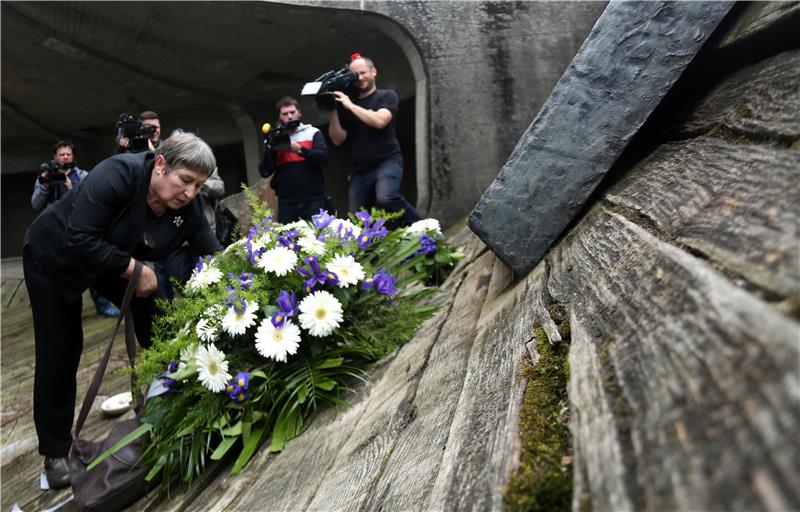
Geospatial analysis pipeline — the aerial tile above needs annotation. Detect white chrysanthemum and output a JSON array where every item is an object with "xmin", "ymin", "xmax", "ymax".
[
  {"xmin": 326, "ymin": 254, "xmax": 365, "ymax": 288},
  {"xmin": 255, "ymin": 318, "xmax": 302, "ymax": 363},
  {"xmin": 195, "ymin": 343, "xmax": 231, "ymax": 393},
  {"xmin": 195, "ymin": 318, "xmax": 219, "ymax": 342},
  {"xmin": 257, "ymin": 246, "xmax": 298, "ymax": 276},
  {"xmin": 298, "ymin": 235, "xmax": 327, "ymax": 256},
  {"xmin": 407, "ymin": 218, "xmax": 442, "ymax": 236},
  {"xmin": 221, "ymin": 301, "xmax": 259, "ymax": 336},
  {"xmin": 329, "ymin": 218, "xmax": 362, "ymax": 238},
  {"xmin": 186, "ymin": 265, "xmax": 223, "ymax": 293},
  {"xmin": 298, "ymin": 290, "xmax": 343, "ymax": 337},
  {"xmin": 249, "ymin": 232, "xmax": 273, "ymax": 254},
  {"xmin": 178, "ymin": 343, "xmax": 198, "ymax": 370},
  {"xmin": 280, "ymin": 220, "xmax": 313, "ymax": 236},
  {"xmin": 224, "ymin": 238, "xmax": 245, "ymax": 255}
]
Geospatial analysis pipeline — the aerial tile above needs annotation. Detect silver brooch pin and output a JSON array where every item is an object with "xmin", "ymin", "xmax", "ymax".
[{"xmin": 173, "ymin": 216, "xmax": 183, "ymax": 228}]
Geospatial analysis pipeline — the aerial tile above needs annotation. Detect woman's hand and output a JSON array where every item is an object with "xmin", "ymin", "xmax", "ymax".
[
  {"xmin": 136, "ymin": 265, "xmax": 159, "ymax": 297},
  {"xmin": 121, "ymin": 258, "xmax": 159, "ymax": 297}
]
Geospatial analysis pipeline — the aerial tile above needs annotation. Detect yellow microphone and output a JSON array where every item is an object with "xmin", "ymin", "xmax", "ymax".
[{"xmin": 261, "ymin": 123, "xmax": 271, "ymax": 135}]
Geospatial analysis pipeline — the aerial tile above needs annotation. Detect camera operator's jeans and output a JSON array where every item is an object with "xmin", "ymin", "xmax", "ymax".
[
  {"xmin": 278, "ymin": 196, "xmax": 326, "ymax": 224},
  {"xmin": 349, "ymin": 159, "xmax": 421, "ymax": 225}
]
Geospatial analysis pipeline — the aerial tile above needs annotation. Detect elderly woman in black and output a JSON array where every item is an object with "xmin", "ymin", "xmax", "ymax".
[{"xmin": 23, "ymin": 132, "xmax": 222, "ymax": 488}]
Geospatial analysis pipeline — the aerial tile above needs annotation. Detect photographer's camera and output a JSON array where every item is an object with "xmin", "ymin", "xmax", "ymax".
[
  {"xmin": 301, "ymin": 65, "xmax": 357, "ymax": 112},
  {"xmin": 116, "ymin": 113, "xmax": 157, "ymax": 153},
  {"xmin": 37, "ymin": 160, "xmax": 74, "ymax": 184}
]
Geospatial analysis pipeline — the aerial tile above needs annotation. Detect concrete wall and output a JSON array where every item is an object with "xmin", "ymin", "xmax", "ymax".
[{"xmin": 318, "ymin": 0, "xmax": 607, "ymax": 225}]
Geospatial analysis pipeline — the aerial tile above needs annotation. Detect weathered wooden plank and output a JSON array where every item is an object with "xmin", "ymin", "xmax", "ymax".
[
  {"xmin": 683, "ymin": 50, "xmax": 800, "ymax": 141},
  {"xmin": 298, "ymin": 253, "xmax": 490, "ymax": 511},
  {"xmin": 426, "ymin": 260, "xmax": 556, "ymax": 510},
  {"xmin": 469, "ymin": 1, "xmax": 735, "ymax": 275},
  {"xmin": 361, "ymin": 252, "xmax": 494, "ymax": 511},
  {"xmin": 547, "ymin": 206, "xmax": 800, "ymax": 511},
  {"xmin": 607, "ymin": 137, "xmax": 800, "ymax": 300},
  {"xmin": 717, "ymin": 2, "xmax": 800, "ymax": 50}
]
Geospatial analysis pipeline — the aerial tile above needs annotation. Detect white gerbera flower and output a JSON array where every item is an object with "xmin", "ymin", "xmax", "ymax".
[
  {"xmin": 298, "ymin": 290, "xmax": 343, "ymax": 337},
  {"xmin": 257, "ymin": 246, "xmax": 298, "ymax": 276},
  {"xmin": 255, "ymin": 318, "xmax": 301, "ymax": 363},
  {"xmin": 281, "ymin": 220, "xmax": 314, "ymax": 236},
  {"xmin": 326, "ymin": 254, "xmax": 365, "ymax": 288},
  {"xmin": 329, "ymin": 218, "xmax": 362, "ymax": 239},
  {"xmin": 186, "ymin": 264, "xmax": 223, "ymax": 293},
  {"xmin": 221, "ymin": 301, "xmax": 259, "ymax": 336},
  {"xmin": 407, "ymin": 218, "xmax": 442, "ymax": 236},
  {"xmin": 298, "ymin": 235, "xmax": 327, "ymax": 256},
  {"xmin": 195, "ymin": 343, "xmax": 231, "ymax": 393},
  {"xmin": 195, "ymin": 318, "xmax": 219, "ymax": 342}
]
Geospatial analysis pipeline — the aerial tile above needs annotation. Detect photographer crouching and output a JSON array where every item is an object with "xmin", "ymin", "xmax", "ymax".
[{"xmin": 23, "ymin": 132, "xmax": 222, "ymax": 489}]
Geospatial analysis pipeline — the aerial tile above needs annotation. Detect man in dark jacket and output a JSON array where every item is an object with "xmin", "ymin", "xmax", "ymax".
[{"xmin": 259, "ymin": 96, "xmax": 329, "ymax": 223}]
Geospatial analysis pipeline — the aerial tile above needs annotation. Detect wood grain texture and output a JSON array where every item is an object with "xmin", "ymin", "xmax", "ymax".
[
  {"xmin": 362, "ymin": 252, "xmax": 494, "ymax": 511},
  {"xmin": 548, "ymin": 206, "xmax": 800, "ymax": 511},
  {"xmin": 683, "ymin": 50, "xmax": 800, "ymax": 141},
  {"xmin": 607, "ymin": 137, "xmax": 800, "ymax": 300}
]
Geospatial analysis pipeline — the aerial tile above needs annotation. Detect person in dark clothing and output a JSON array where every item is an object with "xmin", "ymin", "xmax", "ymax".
[
  {"xmin": 31, "ymin": 140, "xmax": 121, "ymax": 318},
  {"xmin": 116, "ymin": 110, "xmax": 164, "ymax": 154},
  {"xmin": 23, "ymin": 132, "xmax": 221, "ymax": 489},
  {"xmin": 328, "ymin": 54, "xmax": 421, "ymax": 224},
  {"xmin": 259, "ymin": 96, "xmax": 329, "ymax": 223}
]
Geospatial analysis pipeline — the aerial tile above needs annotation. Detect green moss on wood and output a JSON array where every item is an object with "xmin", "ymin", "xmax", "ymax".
[{"xmin": 503, "ymin": 324, "xmax": 572, "ymax": 511}]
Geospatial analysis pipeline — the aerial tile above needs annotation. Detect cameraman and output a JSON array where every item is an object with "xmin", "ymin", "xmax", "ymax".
[
  {"xmin": 259, "ymin": 96, "xmax": 329, "ymax": 223},
  {"xmin": 31, "ymin": 141, "xmax": 121, "ymax": 318},
  {"xmin": 115, "ymin": 110, "xmax": 163, "ymax": 153},
  {"xmin": 328, "ymin": 54, "xmax": 421, "ymax": 224},
  {"xmin": 31, "ymin": 141, "xmax": 86, "ymax": 211}
]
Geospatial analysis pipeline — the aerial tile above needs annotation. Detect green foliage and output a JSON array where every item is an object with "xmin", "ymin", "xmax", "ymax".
[{"xmin": 503, "ymin": 324, "xmax": 572, "ymax": 512}]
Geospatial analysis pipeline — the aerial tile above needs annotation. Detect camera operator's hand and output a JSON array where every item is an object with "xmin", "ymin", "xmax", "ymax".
[
  {"xmin": 290, "ymin": 142, "xmax": 302, "ymax": 154},
  {"xmin": 38, "ymin": 171, "xmax": 51, "ymax": 186},
  {"xmin": 119, "ymin": 136, "xmax": 130, "ymax": 149},
  {"xmin": 121, "ymin": 258, "xmax": 159, "ymax": 297},
  {"xmin": 332, "ymin": 91, "xmax": 354, "ymax": 110}
]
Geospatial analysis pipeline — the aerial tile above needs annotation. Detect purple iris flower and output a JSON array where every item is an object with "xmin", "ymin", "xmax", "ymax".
[
  {"xmin": 246, "ymin": 228, "xmax": 266, "ymax": 265},
  {"xmin": 356, "ymin": 210, "xmax": 372, "ymax": 223},
  {"xmin": 226, "ymin": 289, "xmax": 247, "ymax": 315},
  {"xmin": 356, "ymin": 218, "xmax": 388, "ymax": 249},
  {"xmin": 271, "ymin": 290, "xmax": 299, "ymax": 328},
  {"xmin": 416, "ymin": 234, "xmax": 437, "ymax": 256},
  {"xmin": 278, "ymin": 230, "xmax": 300, "ymax": 251},
  {"xmin": 226, "ymin": 371, "xmax": 250, "ymax": 402},
  {"xmin": 159, "ymin": 361, "xmax": 178, "ymax": 393},
  {"xmin": 362, "ymin": 268, "xmax": 398, "ymax": 297},
  {"xmin": 312, "ymin": 209, "xmax": 334, "ymax": 230},
  {"xmin": 296, "ymin": 255, "xmax": 339, "ymax": 293},
  {"xmin": 194, "ymin": 255, "xmax": 212, "ymax": 274}
]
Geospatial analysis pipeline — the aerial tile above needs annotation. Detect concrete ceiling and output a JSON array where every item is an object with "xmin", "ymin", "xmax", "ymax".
[{"xmin": 1, "ymin": 1, "xmax": 416, "ymax": 169}]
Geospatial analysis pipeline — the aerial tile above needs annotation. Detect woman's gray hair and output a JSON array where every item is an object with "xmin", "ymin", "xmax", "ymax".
[{"xmin": 155, "ymin": 131, "xmax": 216, "ymax": 177}]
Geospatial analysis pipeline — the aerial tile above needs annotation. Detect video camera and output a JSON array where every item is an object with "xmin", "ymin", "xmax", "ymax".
[
  {"xmin": 301, "ymin": 65, "xmax": 358, "ymax": 112},
  {"xmin": 261, "ymin": 120, "xmax": 300, "ymax": 150},
  {"xmin": 116, "ymin": 113, "xmax": 157, "ymax": 153},
  {"xmin": 37, "ymin": 160, "xmax": 74, "ymax": 184}
]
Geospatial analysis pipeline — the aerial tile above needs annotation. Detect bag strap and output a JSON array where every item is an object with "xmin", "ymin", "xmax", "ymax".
[{"xmin": 72, "ymin": 261, "xmax": 143, "ymax": 442}]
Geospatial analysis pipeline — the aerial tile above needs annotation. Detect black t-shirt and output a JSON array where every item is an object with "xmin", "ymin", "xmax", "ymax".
[{"xmin": 338, "ymin": 89, "xmax": 402, "ymax": 174}]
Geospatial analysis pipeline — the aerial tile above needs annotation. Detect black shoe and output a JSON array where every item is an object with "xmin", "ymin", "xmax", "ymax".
[{"xmin": 44, "ymin": 456, "xmax": 71, "ymax": 490}]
